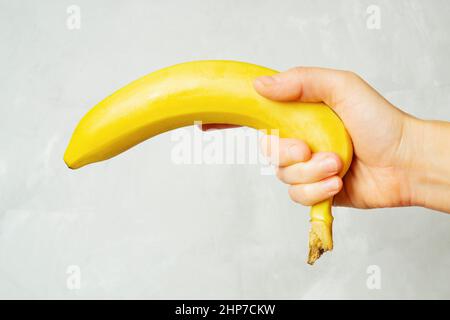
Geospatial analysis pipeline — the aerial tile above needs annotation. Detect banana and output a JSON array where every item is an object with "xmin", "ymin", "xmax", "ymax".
[{"xmin": 64, "ymin": 60, "xmax": 353, "ymax": 264}]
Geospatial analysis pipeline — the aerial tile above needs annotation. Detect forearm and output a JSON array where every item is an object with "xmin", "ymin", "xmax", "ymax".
[{"xmin": 408, "ymin": 118, "xmax": 450, "ymax": 213}]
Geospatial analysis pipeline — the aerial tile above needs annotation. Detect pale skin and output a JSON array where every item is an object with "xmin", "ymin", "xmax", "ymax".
[{"xmin": 202, "ymin": 67, "xmax": 450, "ymax": 213}]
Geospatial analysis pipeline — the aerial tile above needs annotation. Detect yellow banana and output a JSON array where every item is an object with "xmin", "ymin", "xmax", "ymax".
[{"xmin": 64, "ymin": 60, "xmax": 353, "ymax": 264}]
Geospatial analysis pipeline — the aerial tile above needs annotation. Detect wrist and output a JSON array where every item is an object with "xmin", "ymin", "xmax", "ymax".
[{"xmin": 404, "ymin": 117, "xmax": 450, "ymax": 212}]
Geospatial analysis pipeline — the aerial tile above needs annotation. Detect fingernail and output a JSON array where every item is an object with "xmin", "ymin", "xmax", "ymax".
[
  {"xmin": 288, "ymin": 145, "xmax": 303, "ymax": 161},
  {"xmin": 256, "ymin": 76, "xmax": 276, "ymax": 86},
  {"xmin": 321, "ymin": 158, "xmax": 338, "ymax": 173},
  {"xmin": 323, "ymin": 179, "xmax": 340, "ymax": 192}
]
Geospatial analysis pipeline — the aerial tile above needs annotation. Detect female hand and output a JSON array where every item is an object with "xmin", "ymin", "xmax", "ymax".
[{"xmin": 203, "ymin": 67, "xmax": 450, "ymax": 213}]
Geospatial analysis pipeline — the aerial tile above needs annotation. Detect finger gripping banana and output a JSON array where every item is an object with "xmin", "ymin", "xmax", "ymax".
[{"xmin": 64, "ymin": 60, "xmax": 353, "ymax": 264}]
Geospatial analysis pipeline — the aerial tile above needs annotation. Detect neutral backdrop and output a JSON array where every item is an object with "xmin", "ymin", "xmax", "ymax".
[{"xmin": 0, "ymin": 0, "xmax": 449, "ymax": 299}]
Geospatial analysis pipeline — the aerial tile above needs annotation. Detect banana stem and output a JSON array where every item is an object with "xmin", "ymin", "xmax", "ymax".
[{"xmin": 308, "ymin": 198, "xmax": 333, "ymax": 265}]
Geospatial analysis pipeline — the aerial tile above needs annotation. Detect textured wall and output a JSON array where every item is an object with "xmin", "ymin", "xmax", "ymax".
[{"xmin": 0, "ymin": 0, "xmax": 449, "ymax": 299}]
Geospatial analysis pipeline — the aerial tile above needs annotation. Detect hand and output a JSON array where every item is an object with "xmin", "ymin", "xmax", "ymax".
[{"xmin": 203, "ymin": 67, "xmax": 450, "ymax": 213}]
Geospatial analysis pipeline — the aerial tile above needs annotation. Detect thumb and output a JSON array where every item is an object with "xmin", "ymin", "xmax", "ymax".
[{"xmin": 253, "ymin": 67, "xmax": 360, "ymax": 107}]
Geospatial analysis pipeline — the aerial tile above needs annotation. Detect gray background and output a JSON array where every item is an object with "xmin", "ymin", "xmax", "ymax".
[{"xmin": 0, "ymin": 0, "xmax": 449, "ymax": 299}]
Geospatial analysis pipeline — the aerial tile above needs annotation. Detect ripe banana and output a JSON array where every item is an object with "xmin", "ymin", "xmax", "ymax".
[{"xmin": 64, "ymin": 60, "xmax": 353, "ymax": 264}]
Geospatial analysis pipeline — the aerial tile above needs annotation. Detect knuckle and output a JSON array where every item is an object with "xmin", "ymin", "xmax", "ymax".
[
  {"xmin": 342, "ymin": 70, "xmax": 362, "ymax": 83},
  {"xmin": 288, "ymin": 186, "xmax": 300, "ymax": 203},
  {"xmin": 332, "ymin": 155, "xmax": 344, "ymax": 172},
  {"xmin": 278, "ymin": 168, "xmax": 295, "ymax": 184},
  {"xmin": 334, "ymin": 176, "xmax": 344, "ymax": 191},
  {"xmin": 285, "ymin": 141, "xmax": 311, "ymax": 163},
  {"xmin": 297, "ymin": 142, "xmax": 312, "ymax": 161},
  {"xmin": 276, "ymin": 168, "xmax": 285, "ymax": 181},
  {"xmin": 288, "ymin": 185, "xmax": 311, "ymax": 205},
  {"xmin": 288, "ymin": 66, "xmax": 309, "ymax": 77},
  {"xmin": 322, "ymin": 152, "xmax": 343, "ymax": 171},
  {"xmin": 281, "ymin": 164, "xmax": 307, "ymax": 184}
]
